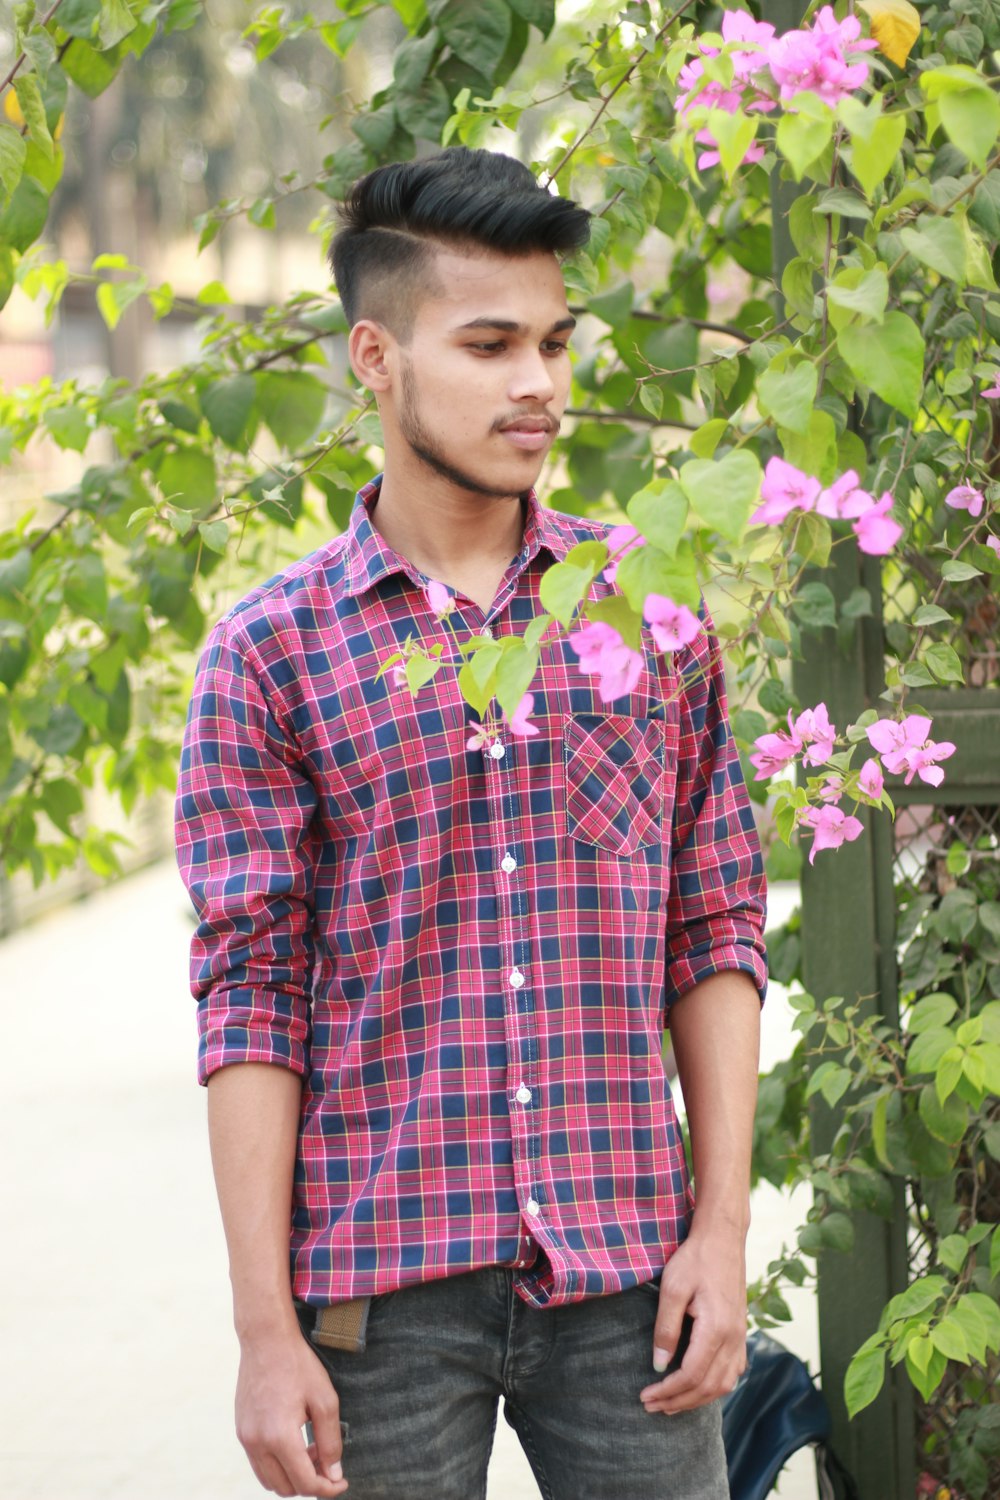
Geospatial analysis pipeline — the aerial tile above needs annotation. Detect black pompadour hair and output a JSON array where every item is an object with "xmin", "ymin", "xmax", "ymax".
[{"xmin": 330, "ymin": 147, "xmax": 591, "ymax": 338}]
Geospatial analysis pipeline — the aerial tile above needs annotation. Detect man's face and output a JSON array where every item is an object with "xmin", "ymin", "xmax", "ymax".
[{"xmin": 386, "ymin": 246, "xmax": 575, "ymax": 499}]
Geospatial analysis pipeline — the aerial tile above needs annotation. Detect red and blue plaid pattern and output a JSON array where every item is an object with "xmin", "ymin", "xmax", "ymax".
[{"xmin": 175, "ymin": 480, "xmax": 767, "ymax": 1308}]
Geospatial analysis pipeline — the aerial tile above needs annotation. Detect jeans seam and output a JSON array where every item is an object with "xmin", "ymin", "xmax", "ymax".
[{"xmin": 506, "ymin": 1402, "xmax": 557, "ymax": 1500}]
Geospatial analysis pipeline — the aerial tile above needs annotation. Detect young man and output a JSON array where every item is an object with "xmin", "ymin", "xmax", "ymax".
[{"xmin": 175, "ymin": 147, "xmax": 766, "ymax": 1500}]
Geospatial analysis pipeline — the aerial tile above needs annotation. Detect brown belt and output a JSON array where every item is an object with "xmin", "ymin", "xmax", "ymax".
[{"xmin": 310, "ymin": 1297, "xmax": 371, "ymax": 1354}]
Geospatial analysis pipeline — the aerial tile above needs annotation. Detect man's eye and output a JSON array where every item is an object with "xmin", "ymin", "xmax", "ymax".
[
  {"xmin": 471, "ymin": 342, "xmax": 505, "ymax": 353},
  {"xmin": 543, "ymin": 341, "xmax": 570, "ymax": 354}
]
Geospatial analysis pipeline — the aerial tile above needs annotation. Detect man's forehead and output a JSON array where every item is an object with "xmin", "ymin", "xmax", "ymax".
[{"xmin": 419, "ymin": 244, "xmax": 570, "ymax": 328}]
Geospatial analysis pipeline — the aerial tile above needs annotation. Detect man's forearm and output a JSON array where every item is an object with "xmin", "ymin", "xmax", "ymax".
[
  {"xmin": 668, "ymin": 969, "xmax": 761, "ymax": 1236},
  {"xmin": 207, "ymin": 1061, "xmax": 303, "ymax": 1340}
]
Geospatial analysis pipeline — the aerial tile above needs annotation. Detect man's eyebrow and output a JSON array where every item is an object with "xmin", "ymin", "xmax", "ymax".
[{"xmin": 453, "ymin": 316, "xmax": 578, "ymax": 336}]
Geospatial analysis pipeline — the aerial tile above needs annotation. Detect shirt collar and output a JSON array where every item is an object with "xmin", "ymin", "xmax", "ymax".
[{"xmin": 342, "ymin": 474, "xmax": 574, "ymax": 599}]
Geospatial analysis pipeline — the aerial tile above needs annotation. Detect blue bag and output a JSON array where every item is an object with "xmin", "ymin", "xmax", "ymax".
[{"xmin": 722, "ymin": 1332, "xmax": 860, "ymax": 1500}]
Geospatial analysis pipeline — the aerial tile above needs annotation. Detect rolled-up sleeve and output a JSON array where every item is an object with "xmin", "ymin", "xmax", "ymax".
[
  {"xmin": 174, "ymin": 619, "xmax": 318, "ymax": 1084},
  {"xmin": 664, "ymin": 610, "xmax": 768, "ymax": 1009}
]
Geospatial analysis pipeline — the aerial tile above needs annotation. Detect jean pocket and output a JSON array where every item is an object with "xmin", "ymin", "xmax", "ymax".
[{"xmin": 564, "ymin": 713, "xmax": 667, "ymax": 857}]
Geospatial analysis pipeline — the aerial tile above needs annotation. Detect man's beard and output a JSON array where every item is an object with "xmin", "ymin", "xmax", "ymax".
[{"xmin": 398, "ymin": 359, "xmax": 530, "ymax": 501}]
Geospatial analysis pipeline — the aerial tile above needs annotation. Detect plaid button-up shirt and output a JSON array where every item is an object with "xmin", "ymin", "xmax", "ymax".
[{"xmin": 175, "ymin": 479, "xmax": 767, "ymax": 1308}]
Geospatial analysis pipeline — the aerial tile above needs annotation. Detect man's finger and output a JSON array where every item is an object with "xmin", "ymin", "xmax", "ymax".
[
  {"xmin": 651, "ymin": 1281, "xmax": 691, "ymax": 1373},
  {"xmin": 642, "ymin": 1316, "xmax": 718, "ymax": 1403},
  {"xmin": 308, "ymin": 1384, "xmax": 346, "ymax": 1486},
  {"xmin": 274, "ymin": 1436, "xmax": 346, "ymax": 1498},
  {"xmin": 252, "ymin": 1453, "xmax": 296, "ymax": 1498}
]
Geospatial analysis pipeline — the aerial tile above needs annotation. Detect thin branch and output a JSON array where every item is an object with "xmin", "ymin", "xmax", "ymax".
[{"xmin": 1, "ymin": 0, "xmax": 67, "ymax": 97}]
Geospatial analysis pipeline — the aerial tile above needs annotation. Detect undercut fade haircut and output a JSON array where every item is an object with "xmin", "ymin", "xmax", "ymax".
[{"xmin": 330, "ymin": 147, "xmax": 591, "ymax": 341}]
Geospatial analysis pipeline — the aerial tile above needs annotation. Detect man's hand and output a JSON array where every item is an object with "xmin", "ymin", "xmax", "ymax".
[
  {"xmin": 638, "ymin": 1226, "xmax": 748, "ymax": 1416},
  {"xmin": 235, "ymin": 1329, "xmax": 349, "ymax": 1498}
]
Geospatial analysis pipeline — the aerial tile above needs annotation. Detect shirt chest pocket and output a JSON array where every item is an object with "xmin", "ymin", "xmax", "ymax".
[{"xmin": 563, "ymin": 713, "xmax": 670, "ymax": 858}]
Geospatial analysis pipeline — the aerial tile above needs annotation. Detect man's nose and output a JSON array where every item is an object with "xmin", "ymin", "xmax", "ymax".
[{"xmin": 509, "ymin": 348, "xmax": 556, "ymax": 404}]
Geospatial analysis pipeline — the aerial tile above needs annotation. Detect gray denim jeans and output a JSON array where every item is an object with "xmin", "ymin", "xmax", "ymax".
[{"xmin": 295, "ymin": 1268, "xmax": 729, "ymax": 1500}]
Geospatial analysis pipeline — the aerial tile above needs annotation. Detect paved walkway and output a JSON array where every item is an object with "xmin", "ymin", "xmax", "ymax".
[{"xmin": 0, "ymin": 864, "xmax": 818, "ymax": 1499}]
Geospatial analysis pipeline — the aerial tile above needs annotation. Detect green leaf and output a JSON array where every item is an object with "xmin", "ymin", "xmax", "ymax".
[
  {"xmin": 64, "ymin": 553, "xmax": 108, "ymax": 621},
  {"xmin": 405, "ymin": 652, "xmax": 442, "ymax": 694},
  {"xmin": 435, "ymin": 0, "xmax": 511, "ymax": 80},
  {"xmin": 919, "ymin": 1083, "xmax": 968, "ymax": 1145},
  {"xmin": 846, "ymin": 112, "xmax": 906, "ymax": 197},
  {"xmin": 758, "ymin": 361, "xmax": 818, "ymax": 435},
  {"xmin": 0, "ymin": 123, "xmax": 27, "ymax": 202},
  {"xmin": 98, "ymin": 0, "xmax": 138, "ymax": 48},
  {"xmin": 396, "ymin": 77, "xmax": 452, "ymax": 140},
  {"xmin": 792, "ymin": 581, "xmax": 836, "ymax": 631},
  {"xmin": 845, "ymin": 1345, "xmax": 886, "ymax": 1417},
  {"xmin": 899, "ymin": 218, "xmax": 967, "ymax": 284},
  {"xmin": 13, "ymin": 76, "xmax": 53, "ymax": 160},
  {"xmin": 627, "ymin": 479, "xmax": 688, "ymax": 557},
  {"xmin": 157, "ymin": 446, "xmax": 216, "ymax": 510},
  {"xmin": 585, "ymin": 594, "xmax": 642, "ymax": 650},
  {"xmin": 678, "ymin": 450, "xmax": 761, "ymax": 541},
  {"xmin": 826, "ymin": 267, "xmax": 889, "ymax": 330},
  {"xmin": 838, "ymin": 311, "xmax": 925, "ymax": 420},
  {"xmin": 0, "ymin": 548, "xmax": 32, "ymax": 597},
  {"xmin": 907, "ymin": 1026, "xmax": 958, "ymax": 1075},
  {"xmin": 57, "ymin": 0, "xmax": 103, "ymax": 38},
  {"xmin": 820, "ymin": 1211, "xmax": 854, "ymax": 1251},
  {"xmin": 941, "ymin": 559, "xmax": 982, "ymax": 582},
  {"xmin": 200, "ymin": 374, "xmax": 256, "ymax": 450},
  {"xmin": 0, "ymin": 174, "xmax": 49, "ymax": 254},
  {"xmin": 909, "ymin": 992, "xmax": 958, "ymax": 1033},
  {"xmin": 41, "ymin": 778, "xmax": 84, "ymax": 835},
  {"xmin": 706, "ymin": 108, "xmax": 758, "ymax": 182},
  {"xmin": 939, "ymin": 87, "xmax": 1000, "ymax": 169},
  {"xmin": 588, "ymin": 281, "xmax": 633, "ymax": 327},
  {"xmin": 393, "ymin": 30, "xmax": 439, "ymax": 92},
  {"xmin": 912, "ymin": 604, "xmax": 953, "ymax": 627},
  {"xmin": 507, "ymin": 0, "xmax": 555, "ymax": 34},
  {"xmin": 96, "ymin": 277, "xmax": 145, "ymax": 329},
  {"xmin": 256, "ymin": 371, "xmax": 327, "ymax": 450},
  {"xmin": 617, "ymin": 540, "xmax": 701, "ymax": 613},
  {"xmin": 776, "ymin": 104, "xmax": 833, "ymax": 181},
  {"xmin": 689, "ymin": 418, "xmax": 727, "ymax": 459},
  {"xmin": 816, "ymin": 186, "xmax": 872, "ymax": 220},
  {"xmin": 781, "ymin": 257, "xmax": 816, "ymax": 321},
  {"xmin": 495, "ymin": 641, "xmax": 538, "ymax": 720},
  {"xmin": 924, "ymin": 642, "xmax": 964, "ymax": 684},
  {"xmin": 539, "ymin": 562, "xmax": 592, "ymax": 626},
  {"xmin": 778, "ymin": 408, "xmax": 837, "ymax": 483},
  {"xmin": 43, "ymin": 404, "xmax": 90, "ymax": 452},
  {"xmin": 197, "ymin": 518, "xmax": 229, "ymax": 554}
]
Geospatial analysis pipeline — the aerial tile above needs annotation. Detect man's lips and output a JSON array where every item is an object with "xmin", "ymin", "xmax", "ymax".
[{"xmin": 498, "ymin": 417, "xmax": 557, "ymax": 451}]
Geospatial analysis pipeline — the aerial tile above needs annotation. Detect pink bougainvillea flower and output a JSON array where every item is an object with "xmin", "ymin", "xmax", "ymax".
[
  {"xmin": 749, "ymin": 729, "xmax": 800, "ymax": 779},
  {"xmin": 799, "ymin": 803, "xmax": 865, "ymax": 863},
  {"xmin": 851, "ymin": 492, "xmax": 904, "ymax": 556},
  {"xmin": 768, "ymin": 4, "xmax": 875, "ymax": 105},
  {"xmin": 425, "ymin": 579, "xmax": 454, "ymax": 618},
  {"xmin": 602, "ymin": 523, "xmax": 643, "ymax": 585},
  {"xmin": 945, "ymin": 484, "xmax": 985, "ymax": 518},
  {"xmin": 987, "ymin": 534, "xmax": 1000, "ymax": 556},
  {"xmin": 858, "ymin": 757, "xmax": 884, "ymax": 801},
  {"xmin": 643, "ymin": 594, "xmax": 701, "ymax": 652},
  {"xmin": 752, "ymin": 456, "xmax": 822, "ymax": 524},
  {"xmin": 818, "ymin": 774, "xmax": 845, "ymax": 802},
  {"xmin": 981, "ymin": 379, "xmax": 1000, "ymax": 399},
  {"xmin": 391, "ymin": 664, "xmax": 409, "ymax": 689},
  {"xmin": 866, "ymin": 714, "xmax": 956, "ymax": 787},
  {"xmin": 721, "ymin": 7, "xmax": 777, "ymax": 75},
  {"xmin": 569, "ymin": 621, "xmax": 644, "ymax": 703},
  {"xmin": 792, "ymin": 703, "xmax": 837, "ymax": 766},
  {"xmin": 695, "ymin": 134, "xmax": 767, "ymax": 171},
  {"xmin": 466, "ymin": 724, "xmax": 497, "ymax": 753},
  {"xmin": 816, "ymin": 469, "xmax": 866, "ymax": 519},
  {"xmin": 507, "ymin": 692, "xmax": 540, "ymax": 738}
]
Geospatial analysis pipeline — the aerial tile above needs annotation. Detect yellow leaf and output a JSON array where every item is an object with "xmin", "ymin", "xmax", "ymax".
[
  {"xmin": 4, "ymin": 92, "xmax": 24, "ymax": 127},
  {"xmin": 858, "ymin": 0, "xmax": 921, "ymax": 68}
]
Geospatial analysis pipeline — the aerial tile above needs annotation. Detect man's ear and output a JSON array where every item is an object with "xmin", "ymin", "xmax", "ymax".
[{"xmin": 349, "ymin": 320, "xmax": 393, "ymax": 393}]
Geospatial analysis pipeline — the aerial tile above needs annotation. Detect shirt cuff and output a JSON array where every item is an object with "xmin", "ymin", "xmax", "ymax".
[
  {"xmin": 664, "ymin": 932, "xmax": 768, "ymax": 1012},
  {"xmin": 197, "ymin": 993, "xmax": 310, "ymax": 1085}
]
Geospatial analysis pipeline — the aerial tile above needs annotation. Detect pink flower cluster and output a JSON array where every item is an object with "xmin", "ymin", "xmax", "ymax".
[
  {"xmin": 767, "ymin": 6, "xmax": 876, "ymax": 105},
  {"xmin": 945, "ymin": 484, "xmax": 984, "ymax": 518},
  {"xmin": 752, "ymin": 458, "xmax": 903, "ymax": 556},
  {"xmin": 866, "ymin": 715, "xmax": 955, "ymax": 788},
  {"xmin": 569, "ymin": 594, "xmax": 700, "ymax": 704},
  {"xmin": 751, "ymin": 703, "xmax": 954, "ymax": 861},
  {"xmin": 677, "ymin": 6, "xmax": 876, "ymax": 171}
]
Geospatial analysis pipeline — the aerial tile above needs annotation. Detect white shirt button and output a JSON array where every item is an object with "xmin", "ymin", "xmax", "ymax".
[
  {"xmin": 517, "ymin": 1259, "xmax": 525, "ymax": 1267},
  {"xmin": 515, "ymin": 1083, "xmax": 532, "ymax": 1104},
  {"xmin": 501, "ymin": 853, "xmax": 517, "ymax": 873},
  {"xmin": 509, "ymin": 968, "xmax": 525, "ymax": 988},
  {"xmin": 526, "ymin": 1198, "xmax": 540, "ymax": 1217},
  {"xmin": 489, "ymin": 741, "xmax": 505, "ymax": 760},
  {"xmin": 481, "ymin": 625, "xmax": 495, "ymax": 639}
]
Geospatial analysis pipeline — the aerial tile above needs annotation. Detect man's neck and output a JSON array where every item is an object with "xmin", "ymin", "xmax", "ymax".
[{"xmin": 370, "ymin": 467, "xmax": 528, "ymax": 593}]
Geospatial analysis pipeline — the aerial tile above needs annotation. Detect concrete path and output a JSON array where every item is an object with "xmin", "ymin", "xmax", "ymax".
[{"xmin": 0, "ymin": 864, "xmax": 818, "ymax": 1500}]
